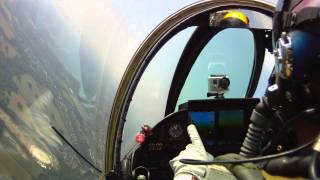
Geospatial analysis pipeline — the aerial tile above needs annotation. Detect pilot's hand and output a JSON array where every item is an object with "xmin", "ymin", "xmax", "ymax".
[{"xmin": 169, "ymin": 124, "xmax": 213, "ymax": 180}]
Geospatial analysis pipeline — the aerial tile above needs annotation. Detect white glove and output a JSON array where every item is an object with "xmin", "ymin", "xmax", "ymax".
[{"xmin": 169, "ymin": 124, "xmax": 213, "ymax": 180}]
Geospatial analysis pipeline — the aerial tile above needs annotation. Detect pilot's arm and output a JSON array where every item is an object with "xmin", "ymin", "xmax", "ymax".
[{"xmin": 169, "ymin": 124, "xmax": 236, "ymax": 180}]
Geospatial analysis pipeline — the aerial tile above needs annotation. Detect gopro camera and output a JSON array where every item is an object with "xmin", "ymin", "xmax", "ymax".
[{"xmin": 208, "ymin": 75, "xmax": 230, "ymax": 98}]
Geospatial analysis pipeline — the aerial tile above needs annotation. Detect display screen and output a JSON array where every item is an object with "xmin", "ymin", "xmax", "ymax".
[
  {"xmin": 188, "ymin": 110, "xmax": 246, "ymax": 153},
  {"xmin": 181, "ymin": 98, "xmax": 259, "ymax": 155},
  {"xmin": 189, "ymin": 110, "xmax": 244, "ymax": 130},
  {"xmin": 219, "ymin": 110, "xmax": 244, "ymax": 128},
  {"xmin": 189, "ymin": 112, "xmax": 215, "ymax": 131}
]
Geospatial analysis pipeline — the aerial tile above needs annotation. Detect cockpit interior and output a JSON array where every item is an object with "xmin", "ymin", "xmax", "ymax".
[
  {"xmin": 0, "ymin": 0, "xmax": 283, "ymax": 179},
  {"xmin": 110, "ymin": 1, "xmax": 276, "ymax": 179}
]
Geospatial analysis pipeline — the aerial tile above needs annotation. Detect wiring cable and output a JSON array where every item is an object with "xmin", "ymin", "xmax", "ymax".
[
  {"xmin": 241, "ymin": 106, "xmax": 318, "ymax": 157},
  {"xmin": 180, "ymin": 138, "xmax": 315, "ymax": 165},
  {"xmin": 261, "ymin": 107, "xmax": 318, "ymax": 154}
]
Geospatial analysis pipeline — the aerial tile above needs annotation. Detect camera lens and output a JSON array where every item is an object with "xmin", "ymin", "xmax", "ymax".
[{"xmin": 221, "ymin": 77, "xmax": 230, "ymax": 89}]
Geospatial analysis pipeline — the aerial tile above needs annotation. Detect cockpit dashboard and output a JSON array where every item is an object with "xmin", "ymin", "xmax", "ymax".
[{"xmin": 126, "ymin": 98, "xmax": 260, "ymax": 179}]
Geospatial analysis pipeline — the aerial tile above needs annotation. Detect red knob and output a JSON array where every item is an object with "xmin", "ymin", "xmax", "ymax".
[{"xmin": 135, "ymin": 133, "xmax": 145, "ymax": 143}]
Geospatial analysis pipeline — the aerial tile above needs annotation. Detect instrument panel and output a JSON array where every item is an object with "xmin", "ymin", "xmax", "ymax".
[
  {"xmin": 129, "ymin": 98, "xmax": 259, "ymax": 179},
  {"xmin": 130, "ymin": 110, "xmax": 248, "ymax": 179},
  {"xmin": 130, "ymin": 111, "xmax": 189, "ymax": 179}
]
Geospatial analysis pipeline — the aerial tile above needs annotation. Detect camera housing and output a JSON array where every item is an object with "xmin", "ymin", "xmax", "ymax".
[{"xmin": 207, "ymin": 75, "xmax": 230, "ymax": 98}]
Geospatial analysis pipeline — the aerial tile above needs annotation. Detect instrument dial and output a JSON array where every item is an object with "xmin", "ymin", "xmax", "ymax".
[{"xmin": 168, "ymin": 123, "xmax": 183, "ymax": 139}]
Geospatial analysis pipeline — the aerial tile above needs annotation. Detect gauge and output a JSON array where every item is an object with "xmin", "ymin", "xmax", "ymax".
[{"xmin": 168, "ymin": 123, "xmax": 183, "ymax": 139}]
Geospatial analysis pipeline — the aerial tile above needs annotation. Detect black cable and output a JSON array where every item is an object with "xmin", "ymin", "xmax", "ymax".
[
  {"xmin": 241, "ymin": 105, "xmax": 318, "ymax": 157},
  {"xmin": 52, "ymin": 126, "xmax": 102, "ymax": 173},
  {"xmin": 261, "ymin": 108, "xmax": 314, "ymax": 153},
  {"xmin": 309, "ymin": 151, "xmax": 320, "ymax": 180},
  {"xmin": 180, "ymin": 138, "xmax": 315, "ymax": 165}
]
